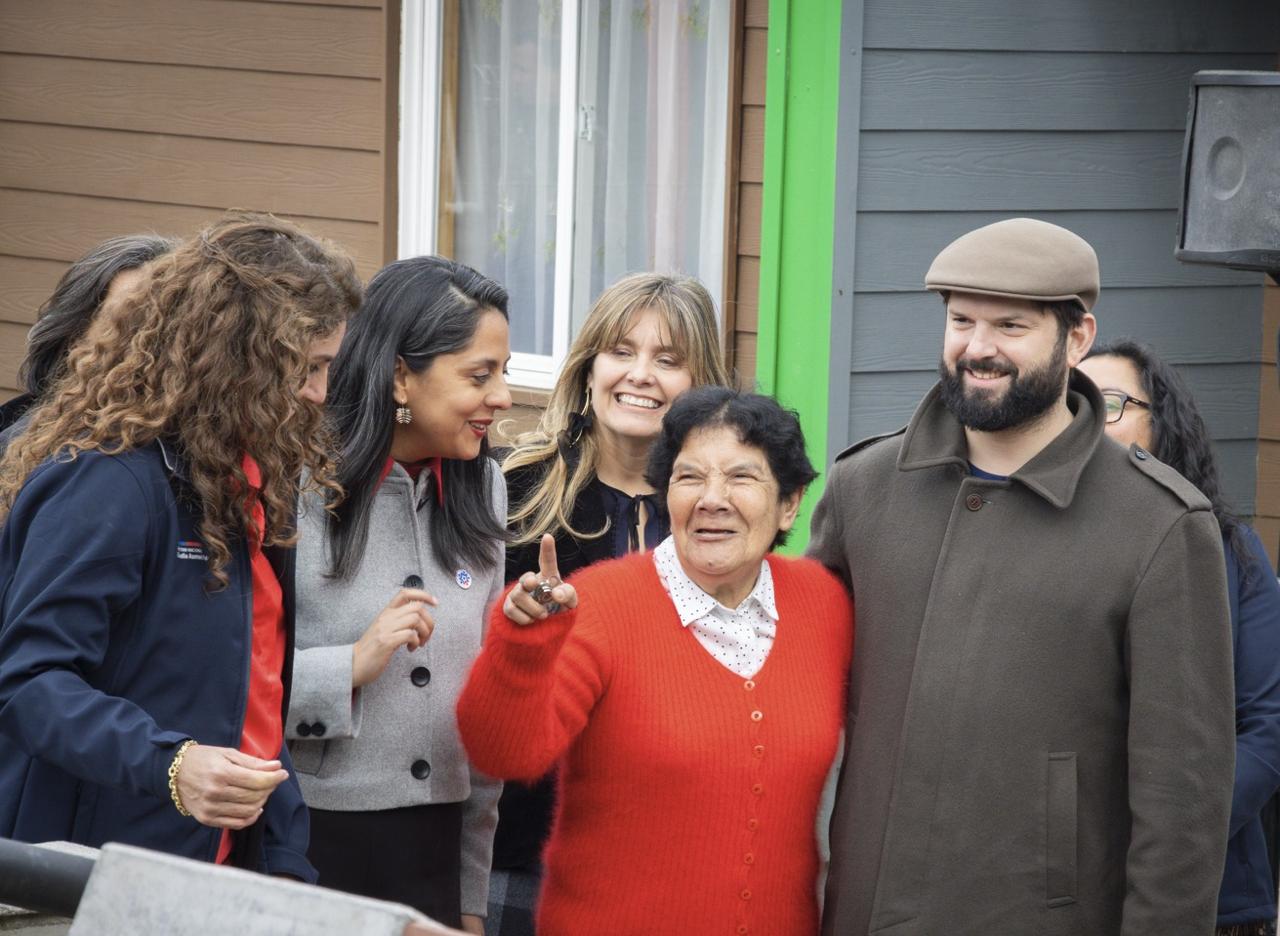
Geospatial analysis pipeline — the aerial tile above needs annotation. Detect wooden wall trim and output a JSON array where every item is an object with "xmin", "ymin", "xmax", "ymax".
[{"xmin": 719, "ymin": 0, "xmax": 746, "ymax": 375}]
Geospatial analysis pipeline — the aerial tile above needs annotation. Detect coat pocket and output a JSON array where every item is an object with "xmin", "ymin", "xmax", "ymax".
[
  {"xmin": 288, "ymin": 739, "xmax": 326, "ymax": 776},
  {"xmin": 1045, "ymin": 751, "xmax": 1077, "ymax": 906}
]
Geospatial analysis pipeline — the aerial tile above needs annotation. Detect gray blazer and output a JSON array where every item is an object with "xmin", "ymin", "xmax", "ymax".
[{"xmin": 287, "ymin": 459, "xmax": 506, "ymax": 917}]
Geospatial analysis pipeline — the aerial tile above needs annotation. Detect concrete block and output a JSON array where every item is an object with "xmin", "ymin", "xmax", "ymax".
[{"xmin": 67, "ymin": 844, "xmax": 461, "ymax": 936}]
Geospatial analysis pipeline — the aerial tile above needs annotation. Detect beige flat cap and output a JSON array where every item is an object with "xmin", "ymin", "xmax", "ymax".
[{"xmin": 925, "ymin": 218, "xmax": 1100, "ymax": 312}]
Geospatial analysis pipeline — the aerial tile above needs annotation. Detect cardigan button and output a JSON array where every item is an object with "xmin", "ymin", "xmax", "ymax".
[
  {"xmin": 750, "ymin": 710, "xmax": 763, "ymax": 722},
  {"xmin": 403, "ymin": 574, "xmax": 425, "ymax": 590},
  {"xmin": 965, "ymin": 493, "xmax": 983, "ymax": 511},
  {"xmin": 751, "ymin": 783, "xmax": 763, "ymax": 795},
  {"xmin": 753, "ymin": 744, "xmax": 765, "ymax": 757},
  {"xmin": 747, "ymin": 818, "xmax": 759, "ymax": 831},
  {"xmin": 743, "ymin": 680, "xmax": 755, "ymax": 691},
  {"xmin": 737, "ymin": 926, "xmax": 749, "ymax": 935},
  {"xmin": 743, "ymin": 852, "xmax": 755, "ymax": 865},
  {"xmin": 411, "ymin": 666, "xmax": 432, "ymax": 687},
  {"xmin": 411, "ymin": 759, "xmax": 431, "ymax": 780},
  {"xmin": 740, "ymin": 889, "xmax": 752, "ymax": 901},
  {"xmin": 311, "ymin": 722, "xmax": 326, "ymax": 738},
  {"xmin": 296, "ymin": 722, "xmax": 312, "ymax": 737}
]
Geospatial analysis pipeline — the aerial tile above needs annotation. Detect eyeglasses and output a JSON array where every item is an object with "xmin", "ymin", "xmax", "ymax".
[{"xmin": 1101, "ymin": 391, "xmax": 1151, "ymax": 424}]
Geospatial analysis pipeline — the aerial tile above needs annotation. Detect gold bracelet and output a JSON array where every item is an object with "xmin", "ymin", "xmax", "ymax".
[{"xmin": 167, "ymin": 739, "xmax": 198, "ymax": 817}]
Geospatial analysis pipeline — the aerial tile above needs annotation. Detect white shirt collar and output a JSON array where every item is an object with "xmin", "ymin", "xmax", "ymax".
[{"xmin": 653, "ymin": 535, "xmax": 778, "ymax": 627}]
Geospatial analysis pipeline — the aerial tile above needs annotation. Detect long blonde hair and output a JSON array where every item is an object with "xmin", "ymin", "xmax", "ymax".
[
  {"xmin": 504, "ymin": 272, "xmax": 730, "ymax": 545},
  {"xmin": 0, "ymin": 212, "xmax": 361, "ymax": 588}
]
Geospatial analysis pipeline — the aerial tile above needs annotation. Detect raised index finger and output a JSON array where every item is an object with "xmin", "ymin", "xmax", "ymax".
[{"xmin": 538, "ymin": 533, "xmax": 560, "ymax": 583}]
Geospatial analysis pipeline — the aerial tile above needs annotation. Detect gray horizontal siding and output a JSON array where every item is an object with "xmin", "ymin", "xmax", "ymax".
[
  {"xmin": 834, "ymin": 0, "xmax": 1273, "ymax": 515},
  {"xmin": 854, "ymin": 211, "xmax": 1261, "ymax": 292},
  {"xmin": 863, "ymin": 0, "xmax": 1280, "ymax": 52},
  {"xmin": 859, "ymin": 131, "xmax": 1184, "ymax": 211},
  {"xmin": 862, "ymin": 52, "xmax": 1278, "ymax": 130}
]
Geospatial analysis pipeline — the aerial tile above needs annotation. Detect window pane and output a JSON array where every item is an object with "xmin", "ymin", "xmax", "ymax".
[
  {"xmin": 445, "ymin": 1, "xmax": 562, "ymax": 356},
  {"xmin": 570, "ymin": 0, "xmax": 732, "ymax": 331}
]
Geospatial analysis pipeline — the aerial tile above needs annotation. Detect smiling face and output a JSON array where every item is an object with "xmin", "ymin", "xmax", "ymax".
[
  {"xmin": 938, "ymin": 293, "xmax": 1092, "ymax": 433},
  {"xmin": 1077, "ymin": 353, "xmax": 1155, "ymax": 451},
  {"xmin": 587, "ymin": 307, "xmax": 694, "ymax": 447},
  {"xmin": 392, "ymin": 308, "xmax": 512, "ymax": 462},
  {"xmin": 666, "ymin": 425, "xmax": 802, "ymax": 608}
]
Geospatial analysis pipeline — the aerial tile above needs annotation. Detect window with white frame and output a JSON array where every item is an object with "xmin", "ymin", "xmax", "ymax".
[{"xmin": 400, "ymin": 0, "xmax": 733, "ymax": 389}]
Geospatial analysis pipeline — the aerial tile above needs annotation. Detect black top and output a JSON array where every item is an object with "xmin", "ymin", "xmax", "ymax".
[{"xmin": 492, "ymin": 457, "xmax": 668, "ymax": 870}]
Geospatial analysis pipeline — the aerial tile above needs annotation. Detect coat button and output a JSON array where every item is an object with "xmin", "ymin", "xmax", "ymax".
[
  {"xmin": 965, "ymin": 493, "xmax": 983, "ymax": 511},
  {"xmin": 1135, "ymin": 449, "xmax": 1148, "ymax": 460},
  {"xmin": 411, "ymin": 666, "xmax": 432, "ymax": 687},
  {"xmin": 296, "ymin": 722, "xmax": 312, "ymax": 737},
  {"xmin": 411, "ymin": 759, "xmax": 431, "ymax": 780},
  {"xmin": 311, "ymin": 722, "xmax": 326, "ymax": 737},
  {"xmin": 403, "ymin": 574, "xmax": 424, "ymax": 590}
]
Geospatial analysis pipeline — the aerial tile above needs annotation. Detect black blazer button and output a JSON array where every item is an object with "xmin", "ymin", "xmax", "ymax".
[
  {"xmin": 411, "ymin": 759, "xmax": 431, "ymax": 780},
  {"xmin": 296, "ymin": 722, "xmax": 312, "ymax": 737},
  {"xmin": 411, "ymin": 666, "xmax": 431, "ymax": 687},
  {"xmin": 403, "ymin": 574, "xmax": 424, "ymax": 590},
  {"xmin": 311, "ymin": 722, "xmax": 326, "ymax": 737}
]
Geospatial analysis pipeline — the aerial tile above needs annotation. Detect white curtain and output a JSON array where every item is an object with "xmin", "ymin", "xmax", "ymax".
[
  {"xmin": 450, "ymin": 0, "xmax": 731, "ymax": 356},
  {"xmin": 453, "ymin": 1, "xmax": 562, "ymax": 356}
]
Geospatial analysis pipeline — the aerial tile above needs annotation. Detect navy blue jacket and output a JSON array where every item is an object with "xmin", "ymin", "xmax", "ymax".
[
  {"xmin": 0, "ymin": 441, "xmax": 315, "ymax": 881},
  {"xmin": 1219, "ymin": 523, "xmax": 1280, "ymax": 926}
]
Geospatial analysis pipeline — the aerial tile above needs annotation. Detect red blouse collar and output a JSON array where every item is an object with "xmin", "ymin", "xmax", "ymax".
[{"xmin": 378, "ymin": 456, "xmax": 445, "ymax": 506}]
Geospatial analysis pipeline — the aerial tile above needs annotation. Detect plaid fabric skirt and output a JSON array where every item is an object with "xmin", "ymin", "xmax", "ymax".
[{"xmin": 485, "ymin": 866, "xmax": 542, "ymax": 936}]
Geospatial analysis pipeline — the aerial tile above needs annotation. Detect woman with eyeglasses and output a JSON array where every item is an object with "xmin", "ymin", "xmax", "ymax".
[{"xmin": 1079, "ymin": 340, "xmax": 1280, "ymax": 936}]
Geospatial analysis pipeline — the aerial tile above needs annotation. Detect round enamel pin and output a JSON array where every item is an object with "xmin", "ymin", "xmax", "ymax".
[{"xmin": 455, "ymin": 569, "xmax": 473, "ymax": 589}]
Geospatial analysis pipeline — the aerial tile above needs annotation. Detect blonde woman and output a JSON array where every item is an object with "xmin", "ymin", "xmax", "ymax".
[{"xmin": 488, "ymin": 272, "xmax": 730, "ymax": 934}]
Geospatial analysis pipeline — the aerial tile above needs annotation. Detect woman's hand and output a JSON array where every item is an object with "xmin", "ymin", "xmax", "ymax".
[
  {"xmin": 175, "ymin": 745, "xmax": 289, "ymax": 829},
  {"xmin": 352, "ymin": 588, "xmax": 438, "ymax": 688},
  {"xmin": 503, "ymin": 534, "xmax": 578, "ymax": 626}
]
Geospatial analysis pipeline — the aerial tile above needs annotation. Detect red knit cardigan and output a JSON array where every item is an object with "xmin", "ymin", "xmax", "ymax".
[{"xmin": 458, "ymin": 551, "xmax": 853, "ymax": 936}]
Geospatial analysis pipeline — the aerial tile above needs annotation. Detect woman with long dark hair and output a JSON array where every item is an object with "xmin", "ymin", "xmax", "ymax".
[
  {"xmin": 288, "ymin": 256, "xmax": 512, "ymax": 932},
  {"xmin": 1080, "ymin": 340, "xmax": 1280, "ymax": 936},
  {"xmin": 0, "ymin": 233, "xmax": 178, "ymax": 438},
  {"xmin": 0, "ymin": 212, "xmax": 358, "ymax": 877},
  {"xmin": 488, "ymin": 272, "xmax": 730, "ymax": 933}
]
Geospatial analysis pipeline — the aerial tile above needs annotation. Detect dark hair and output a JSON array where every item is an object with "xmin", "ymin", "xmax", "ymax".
[
  {"xmin": 646, "ymin": 387, "xmax": 817, "ymax": 549},
  {"xmin": 938, "ymin": 292, "xmax": 1085, "ymax": 335},
  {"xmin": 22, "ymin": 234, "xmax": 179, "ymax": 397},
  {"xmin": 1085, "ymin": 339, "xmax": 1248, "ymax": 563},
  {"xmin": 324, "ymin": 256, "xmax": 510, "ymax": 580}
]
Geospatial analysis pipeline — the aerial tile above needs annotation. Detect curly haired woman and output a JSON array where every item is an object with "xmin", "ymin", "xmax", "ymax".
[{"xmin": 0, "ymin": 212, "xmax": 359, "ymax": 881}]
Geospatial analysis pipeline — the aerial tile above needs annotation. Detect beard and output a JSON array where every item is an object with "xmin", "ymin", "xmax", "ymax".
[{"xmin": 938, "ymin": 333, "xmax": 1069, "ymax": 432}]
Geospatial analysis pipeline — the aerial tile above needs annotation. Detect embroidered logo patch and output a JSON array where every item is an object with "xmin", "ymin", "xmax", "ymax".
[
  {"xmin": 176, "ymin": 540, "xmax": 208, "ymax": 561},
  {"xmin": 455, "ymin": 569, "xmax": 472, "ymax": 589}
]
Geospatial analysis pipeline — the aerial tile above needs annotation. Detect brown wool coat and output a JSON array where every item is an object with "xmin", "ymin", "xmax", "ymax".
[{"xmin": 809, "ymin": 375, "xmax": 1234, "ymax": 936}]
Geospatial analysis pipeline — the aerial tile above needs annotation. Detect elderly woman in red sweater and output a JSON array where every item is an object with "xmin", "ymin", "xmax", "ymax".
[{"xmin": 458, "ymin": 387, "xmax": 852, "ymax": 935}]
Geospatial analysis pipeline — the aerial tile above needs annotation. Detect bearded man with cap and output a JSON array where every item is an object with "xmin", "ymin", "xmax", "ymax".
[{"xmin": 809, "ymin": 217, "xmax": 1235, "ymax": 935}]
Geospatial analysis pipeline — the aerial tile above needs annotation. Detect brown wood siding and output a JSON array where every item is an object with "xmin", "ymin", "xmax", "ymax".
[
  {"xmin": 1255, "ymin": 282, "xmax": 1280, "ymax": 566},
  {"xmin": 730, "ymin": 0, "xmax": 767, "ymax": 389},
  {"xmin": 0, "ymin": 0, "xmax": 399, "ymax": 402}
]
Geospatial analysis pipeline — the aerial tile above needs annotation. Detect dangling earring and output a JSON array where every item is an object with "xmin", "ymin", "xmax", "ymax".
[
  {"xmin": 395, "ymin": 405, "xmax": 412, "ymax": 425},
  {"xmin": 566, "ymin": 386, "xmax": 593, "ymax": 445},
  {"xmin": 558, "ymin": 386, "xmax": 594, "ymax": 464}
]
